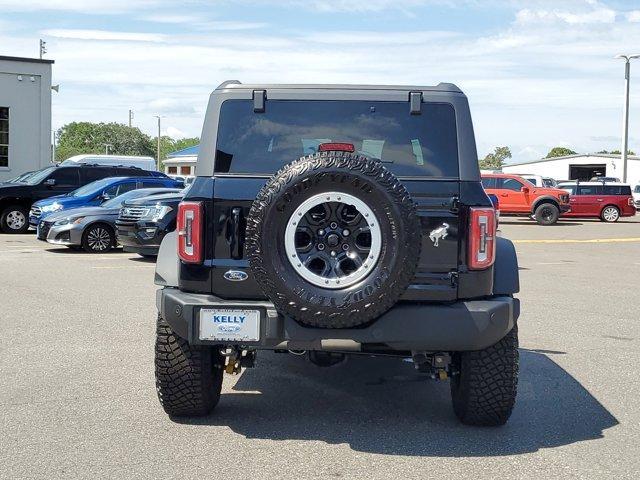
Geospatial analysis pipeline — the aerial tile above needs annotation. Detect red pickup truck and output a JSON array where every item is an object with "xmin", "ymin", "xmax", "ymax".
[
  {"xmin": 481, "ymin": 173, "xmax": 570, "ymax": 225},
  {"xmin": 557, "ymin": 182, "xmax": 636, "ymax": 222}
]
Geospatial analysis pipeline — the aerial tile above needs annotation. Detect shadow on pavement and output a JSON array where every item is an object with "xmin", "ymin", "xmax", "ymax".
[
  {"xmin": 128, "ymin": 255, "xmax": 156, "ymax": 263},
  {"xmin": 175, "ymin": 350, "xmax": 618, "ymax": 457}
]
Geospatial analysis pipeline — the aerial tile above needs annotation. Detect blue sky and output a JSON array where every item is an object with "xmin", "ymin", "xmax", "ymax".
[{"xmin": 1, "ymin": 0, "xmax": 639, "ymax": 163}]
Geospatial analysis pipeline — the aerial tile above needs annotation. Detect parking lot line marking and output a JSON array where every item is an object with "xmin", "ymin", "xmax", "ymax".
[
  {"xmin": 91, "ymin": 265, "xmax": 155, "ymax": 269},
  {"xmin": 513, "ymin": 237, "xmax": 640, "ymax": 244}
]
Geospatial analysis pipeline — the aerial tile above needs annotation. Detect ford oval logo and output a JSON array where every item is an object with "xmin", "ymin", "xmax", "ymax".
[
  {"xmin": 223, "ymin": 270, "xmax": 248, "ymax": 282},
  {"xmin": 218, "ymin": 325, "xmax": 242, "ymax": 333}
]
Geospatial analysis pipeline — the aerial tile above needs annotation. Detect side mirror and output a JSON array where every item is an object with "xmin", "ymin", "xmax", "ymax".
[
  {"xmin": 521, "ymin": 186, "xmax": 530, "ymax": 194},
  {"xmin": 44, "ymin": 178, "xmax": 56, "ymax": 187},
  {"xmin": 99, "ymin": 192, "xmax": 111, "ymax": 202}
]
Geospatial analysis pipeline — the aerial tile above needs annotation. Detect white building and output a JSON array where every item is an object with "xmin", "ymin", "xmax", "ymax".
[
  {"xmin": 503, "ymin": 153, "xmax": 640, "ymax": 186},
  {"xmin": 164, "ymin": 144, "xmax": 198, "ymax": 177},
  {"xmin": 0, "ymin": 55, "xmax": 54, "ymax": 182}
]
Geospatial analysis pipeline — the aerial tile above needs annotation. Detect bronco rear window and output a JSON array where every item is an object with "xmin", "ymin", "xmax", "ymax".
[{"xmin": 214, "ymin": 100, "xmax": 459, "ymax": 177}]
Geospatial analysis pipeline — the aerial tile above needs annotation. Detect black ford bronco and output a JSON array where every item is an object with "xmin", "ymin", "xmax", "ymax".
[{"xmin": 154, "ymin": 81, "xmax": 520, "ymax": 426}]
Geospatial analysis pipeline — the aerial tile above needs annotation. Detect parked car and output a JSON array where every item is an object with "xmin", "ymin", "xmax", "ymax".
[
  {"xmin": 590, "ymin": 176, "xmax": 620, "ymax": 183},
  {"xmin": 2, "ymin": 170, "xmax": 35, "ymax": 184},
  {"xmin": 115, "ymin": 190, "xmax": 184, "ymax": 257},
  {"xmin": 29, "ymin": 176, "xmax": 182, "ymax": 227},
  {"xmin": 0, "ymin": 163, "xmax": 169, "ymax": 233},
  {"xmin": 62, "ymin": 154, "xmax": 157, "ymax": 171},
  {"xmin": 518, "ymin": 174, "xmax": 558, "ymax": 188},
  {"xmin": 632, "ymin": 184, "xmax": 640, "ymax": 209},
  {"xmin": 557, "ymin": 182, "xmax": 636, "ymax": 222},
  {"xmin": 481, "ymin": 173, "xmax": 571, "ymax": 225},
  {"xmin": 38, "ymin": 188, "xmax": 182, "ymax": 252},
  {"xmin": 153, "ymin": 81, "xmax": 521, "ymax": 426}
]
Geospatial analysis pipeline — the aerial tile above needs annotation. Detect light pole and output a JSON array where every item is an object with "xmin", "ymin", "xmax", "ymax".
[
  {"xmin": 614, "ymin": 54, "xmax": 640, "ymax": 183},
  {"xmin": 154, "ymin": 115, "xmax": 163, "ymax": 171}
]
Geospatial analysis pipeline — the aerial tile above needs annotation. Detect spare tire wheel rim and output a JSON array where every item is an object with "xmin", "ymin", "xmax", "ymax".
[{"xmin": 284, "ymin": 191, "xmax": 382, "ymax": 289}]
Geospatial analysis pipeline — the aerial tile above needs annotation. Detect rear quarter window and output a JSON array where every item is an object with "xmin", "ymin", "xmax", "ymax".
[
  {"xmin": 214, "ymin": 99, "xmax": 459, "ymax": 177},
  {"xmin": 603, "ymin": 185, "xmax": 631, "ymax": 195}
]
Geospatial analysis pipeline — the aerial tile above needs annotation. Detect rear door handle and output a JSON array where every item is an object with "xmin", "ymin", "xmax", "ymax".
[{"xmin": 597, "ymin": 198, "xmax": 603, "ymax": 202}]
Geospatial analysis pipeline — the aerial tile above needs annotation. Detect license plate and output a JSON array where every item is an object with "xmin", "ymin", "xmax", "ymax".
[{"xmin": 199, "ymin": 308, "xmax": 260, "ymax": 342}]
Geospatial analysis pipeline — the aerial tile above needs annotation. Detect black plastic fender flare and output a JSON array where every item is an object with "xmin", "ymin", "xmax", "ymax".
[
  {"xmin": 531, "ymin": 195, "xmax": 560, "ymax": 214},
  {"xmin": 493, "ymin": 237, "xmax": 519, "ymax": 295},
  {"xmin": 154, "ymin": 230, "xmax": 180, "ymax": 287}
]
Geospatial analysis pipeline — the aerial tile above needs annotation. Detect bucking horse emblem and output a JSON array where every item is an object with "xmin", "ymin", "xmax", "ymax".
[{"xmin": 429, "ymin": 223, "xmax": 449, "ymax": 247}]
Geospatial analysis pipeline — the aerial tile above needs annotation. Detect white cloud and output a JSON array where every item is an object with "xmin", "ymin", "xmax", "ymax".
[
  {"xmin": 165, "ymin": 126, "xmax": 188, "ymax": 139},
  {"xmin": 148, "ymin": 98, "xmax": 198, "ymax": 116},
  {"xmin": 516, "ymin": 6, "xmax": 616, "ymax": 25},
  {"xmin": 264, "ymin": 0, "xmax": 439, "ymax": 13},
  {"xmin": 142, "ymin": 14, "xmax": 203, "ymax": 24},
  {"xmin": 141, "ymin": 14, "xmax": 267, "ymax": 30},
  {"xmin": 0, "ymin": 0, "xmax": 159, "ymax": 13},
  {"xmin": 627, "ymin": 10, "xmax": 640, "ymax": 22},
  {"xmin": 42, "ymin": 29, "xmax": 166, "ymax": 42}
]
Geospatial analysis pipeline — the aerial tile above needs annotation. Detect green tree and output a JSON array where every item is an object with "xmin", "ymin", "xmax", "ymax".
[
  {"xmin": 479, "ymin": 146, "xmax": 512, "ymax": 170},
  {"xmin": 171, "ymin": 137, "xmax": 199, "ymax": 153},
  {"xmin": 56, "ymin": 122, "xmax": 154, "ymax": 161},
  {"xmin": 545, "ymin": 147, "xmax": 577, "ymax": 158},
  {"xmin": 150, "ymin": 136, "xmax": 200, "ymax": 168}
]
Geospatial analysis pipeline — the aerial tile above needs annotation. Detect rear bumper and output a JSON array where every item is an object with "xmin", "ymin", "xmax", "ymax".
[{"xmin": 156, "ymin": 288, "xmax": 520, "ymax": 352}]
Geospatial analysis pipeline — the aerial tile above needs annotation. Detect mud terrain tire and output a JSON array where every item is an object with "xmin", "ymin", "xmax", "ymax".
[
  {"xmin": 155, "ymin": 315, "xmax": 224, "ymax": 416},
  {"xmin": 450, "ymin": 325, "xmax": 519, "ymax": 426}
]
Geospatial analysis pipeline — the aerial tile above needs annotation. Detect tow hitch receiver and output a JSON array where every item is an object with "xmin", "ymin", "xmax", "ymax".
[
  {"xmin": 411, "ymin": 352, "xmax": 452, "ymax": 380},
  {"xmin": 220, "ymin": 347, "xmax": 256, "ymax": 374}
]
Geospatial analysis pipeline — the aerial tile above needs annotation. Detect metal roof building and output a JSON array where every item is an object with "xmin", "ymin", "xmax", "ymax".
[
  {"xmin": 502, "ymin": 153, "xmax": 640, "ymax": 186},
  {"xmin": 0, "ymin": 55, "xmax": 54, "ymax": 181},
  {"xmin": 164, "ymin": 144, "xmax": 199, "ymax": 177}
]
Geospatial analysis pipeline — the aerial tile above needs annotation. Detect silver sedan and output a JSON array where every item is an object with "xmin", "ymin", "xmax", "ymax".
[{"xmin": 38, "ymin": 188, "xmax": 182, "ymax": 253}]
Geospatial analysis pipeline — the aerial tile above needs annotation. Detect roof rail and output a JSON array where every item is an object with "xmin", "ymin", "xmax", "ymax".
[{"xmin": 217, "ymin": 80, "xmax": 242, "ymax": 89}]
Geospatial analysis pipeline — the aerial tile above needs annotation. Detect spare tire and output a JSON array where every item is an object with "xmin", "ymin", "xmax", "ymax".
[{"xmin": 246, "ymin": 151, "xmax": 420, "ymax": 328}]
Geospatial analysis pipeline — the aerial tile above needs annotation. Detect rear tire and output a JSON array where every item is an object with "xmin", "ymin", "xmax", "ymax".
[
  {"xmin": 450, "ymin": 325, "xmax": 519, "ymax": 426},
  {"xmin": 533, "ymin": 203, "xmax": 559, "ymax": 225},
  {"xmin": 600, "ymin": 205, "xmax": 620, "ymax": 222},
  {"xmin": 1, "ymin": 205, "xmax": 29, "ymax": 233},
  {"xmin": 155, "ymin": 315, "xmax": 224, "ymax": 417}
]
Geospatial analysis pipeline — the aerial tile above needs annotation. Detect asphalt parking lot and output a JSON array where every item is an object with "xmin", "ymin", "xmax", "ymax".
[{"xmin": 2, "ymin": 217, "xmax": 639, "ymax": 479}]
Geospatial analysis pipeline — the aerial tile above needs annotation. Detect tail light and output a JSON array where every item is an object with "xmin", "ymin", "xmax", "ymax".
[
  {"xmin": 468, "ymin": 207, "xmax": 496, "ymax": 270},
  {"xmin": 177, "ymin": 201, "xmax": 203, "ymax": 264},
  {"xmin": 628, "ymin": 197, "xmax": 634, "ymax": 206}
]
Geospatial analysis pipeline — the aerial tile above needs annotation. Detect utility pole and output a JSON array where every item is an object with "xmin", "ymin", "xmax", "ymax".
[
  {"xmin": 52, "ymin": 131, "xmax": 56, "ymax": 163},
  {"xmin": 154, "ymin": 115, "xmax": 162, "ymax": 171},
  {"xmin": 615, "ymin": 54, "xmax": 640, "ymax": 183},
  {"xmin": 39, "ymin": 39, "xmax": 46, "ymax": 59},
  {"xmin": 128, "ymin": 109, "xmax": 134, "ymax": 127}
]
